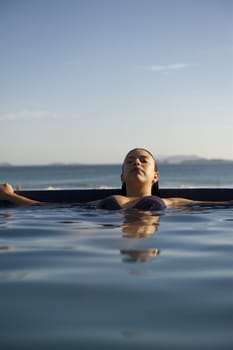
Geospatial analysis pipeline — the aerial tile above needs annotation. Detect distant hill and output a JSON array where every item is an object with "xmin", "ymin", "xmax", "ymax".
[
  {"xmin": 1, "ymin": 156, "xmax": 232, "ymax": 166},
  {"xmin": 0, "ymin": 162, "xmax": 12, "ymax": 167},
  {"xmin": 158, "ymin": 155, "xmax": 233, "ymax": 164}
]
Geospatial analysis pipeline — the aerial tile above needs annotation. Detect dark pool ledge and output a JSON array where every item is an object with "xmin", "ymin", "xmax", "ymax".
[{"xmin": 12, "ymin": 188, "xmax": 233, "ymax": 203}]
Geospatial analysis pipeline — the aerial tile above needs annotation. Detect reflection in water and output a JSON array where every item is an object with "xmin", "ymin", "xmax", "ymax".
[
  {"xmin": 0, "ymin": 208, "xmax": 162, "ymax": 267},
  {"xmin": 0, "ymin": 246, "xmax": 13, "ymax": 250},
  {"xmin": 120, "ymin": 210, "xmax": 161, "ymax": 263},
  {"xmin": 0, "ymin": 212, "xmax": 15, "ymax": 251},
  {"xmin": 121, "ymin": 248, "xmax": 160, "ymax": 263},
  {"xmin": 121, "ymin": 210, "xmax": 160, "ymax": 238}
]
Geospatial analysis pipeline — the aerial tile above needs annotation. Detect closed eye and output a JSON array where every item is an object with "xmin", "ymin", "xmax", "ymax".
[
  {"xmin": 140, "ymin": 157, "xmax": 149, "ymax": 163},
  {"xmin": 125, "ymin": 156, "xmax": 150, "ymax": 164}
]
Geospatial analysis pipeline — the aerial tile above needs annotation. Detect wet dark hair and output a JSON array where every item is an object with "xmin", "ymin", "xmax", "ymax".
[{"xmin": 121, "ymin": 148, "xmax": 160, "ymax": 196}]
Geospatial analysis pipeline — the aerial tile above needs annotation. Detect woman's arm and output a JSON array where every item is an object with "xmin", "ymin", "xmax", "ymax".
[
  {"xmin": 163, "ymin": 197, "xmax": 233, "ymax": 208},
  {"xmin": 0, "ymin": 183, "xmax": 40, "ymax": 205},
  {"xmin": 163, "ymin": 197, "xmax": 194, "ymax": 208}
]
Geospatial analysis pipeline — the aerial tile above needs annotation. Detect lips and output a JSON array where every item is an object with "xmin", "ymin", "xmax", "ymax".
[{"xmin": 131, "ymin": 167, "xmax": 144, "ymax": 174}]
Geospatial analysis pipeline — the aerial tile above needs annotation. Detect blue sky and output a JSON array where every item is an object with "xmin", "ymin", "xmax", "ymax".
[{"xmin": 0, "ymin": 0, "xmax": 232, "ymax": 164}]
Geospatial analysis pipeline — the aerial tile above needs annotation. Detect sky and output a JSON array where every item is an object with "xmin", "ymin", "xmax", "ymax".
[{"xmin": 0, "ymin": 0, "xmax": 232, "ymax": 164}]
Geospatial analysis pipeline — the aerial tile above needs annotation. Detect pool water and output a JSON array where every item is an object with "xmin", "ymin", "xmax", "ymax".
[{"xmin": 0, "ymin": 205, "xmax": 232, "ymax": 349}]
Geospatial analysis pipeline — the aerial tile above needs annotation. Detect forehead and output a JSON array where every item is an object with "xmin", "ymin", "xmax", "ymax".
[{"xmin": 125, "ymin": 149, "xmax": 153, "ymax": 160}]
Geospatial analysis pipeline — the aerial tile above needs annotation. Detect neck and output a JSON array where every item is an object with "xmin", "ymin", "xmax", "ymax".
[{"xmin": 126, "ymin": 185, "xmax": 152, "ymax": 198}]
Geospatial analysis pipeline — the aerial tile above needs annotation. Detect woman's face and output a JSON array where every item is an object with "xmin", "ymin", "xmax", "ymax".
[{"xmin": 121, "ymin": 149, "xmax": 159, "ymax": 187}]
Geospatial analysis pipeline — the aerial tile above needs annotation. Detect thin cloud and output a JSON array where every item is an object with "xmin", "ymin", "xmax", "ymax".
[
  {"xmin": 0, "ymin": 110, "xmax": 58, "ymax": 121},
  {"xmin": 146, "ymin": 63, "xmax": 191, "ymax": 72}
]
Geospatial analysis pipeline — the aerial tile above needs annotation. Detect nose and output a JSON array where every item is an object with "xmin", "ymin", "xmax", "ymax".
[{"xmin": 135, "ymin": 158, "xmax": 141, "ymax": 166}]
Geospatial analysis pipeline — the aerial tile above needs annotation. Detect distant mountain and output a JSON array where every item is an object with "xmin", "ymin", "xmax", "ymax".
[
  {"xmin": 1, "ymin": 156, "xmax": 232, "ymax": 167},
  {"xmin": 0, "ymin": 162, "xmax": 12, "ymax": 167},
  {"xmin": 158, "ymin": 155, "xmax": 233, "ymax": 164}
]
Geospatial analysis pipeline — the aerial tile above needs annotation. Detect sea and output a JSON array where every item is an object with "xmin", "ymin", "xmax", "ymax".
[
  {"xmin": 0, "ymin": 162, "xmax": 233, "ymax": 350},
  {"xmin": 0, "ymin": 161, "xmax": 233, "ymax": 189}
]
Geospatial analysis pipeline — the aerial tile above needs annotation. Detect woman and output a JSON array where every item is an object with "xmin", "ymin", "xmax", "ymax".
[
  {"xmin": 0, "ymin": 148, "xmax": 231, "ymax": 209},
  {"xmin": 96, "ymin": 148, "xmax": 193, "ymax": 210}
]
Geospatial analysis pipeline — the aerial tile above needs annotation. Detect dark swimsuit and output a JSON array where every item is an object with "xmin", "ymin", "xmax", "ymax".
[{"xmin": 97, "ymin": 195, "xmax": 166, "ymax": 211}]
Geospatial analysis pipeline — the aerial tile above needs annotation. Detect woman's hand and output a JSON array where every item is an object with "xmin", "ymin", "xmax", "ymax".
[
  {"xmin": 0, "ymin": 183, "xmax": 39, "ymax": 205},
  {"xmin": 0, "ymin": 183, "xmax": 15, "ymax": 200}
]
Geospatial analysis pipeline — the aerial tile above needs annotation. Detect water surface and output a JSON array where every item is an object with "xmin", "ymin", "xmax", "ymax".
[{"xmin": 0, "ymin": 205, "xmax": 232, "ymax": 349}]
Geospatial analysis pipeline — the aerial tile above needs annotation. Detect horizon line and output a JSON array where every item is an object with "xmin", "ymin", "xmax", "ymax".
[{"xmin": 1, "ymin": 158, "xmax": 233, "ymax": 167}]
